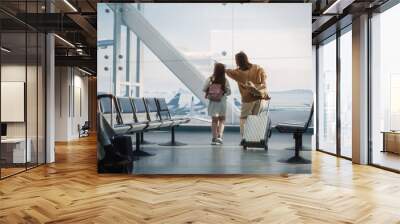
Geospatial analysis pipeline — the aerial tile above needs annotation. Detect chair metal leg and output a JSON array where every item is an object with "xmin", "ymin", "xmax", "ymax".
[
  {"xmin": 133, "ymin": 133, "xmax": 155, "ymax": 157},
  {"xmin": 159, "ymin": 126, "xmax": 187, "ymax": 146},
  {"xmin": 140, "ymin": 132, "xmax": 155, "ymax": 145},
  {"xmin": 294, "ymin": 132, "xmax": 302, "ymax": 157},
  {"xmin": 279, "ymin": 132, "xmax": 311, "ymax": 164}
]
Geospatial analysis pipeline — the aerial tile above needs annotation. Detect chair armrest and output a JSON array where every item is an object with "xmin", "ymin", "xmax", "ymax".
[
  {"xmin": 279, "ymin": 121, "xmax": 306, "ymax": 126},
  {"xmin": 275, "ymin": 123, "xmax": 306, "ymax": 133},
  {"xmin": 135, "ymin": 121, "xmax": 149, "ymax": 125}
]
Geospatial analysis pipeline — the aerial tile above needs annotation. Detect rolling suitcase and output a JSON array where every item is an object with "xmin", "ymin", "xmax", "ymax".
[{"xmin": 242, "ymin": 102, "xmax": 272, "ymax": 150}]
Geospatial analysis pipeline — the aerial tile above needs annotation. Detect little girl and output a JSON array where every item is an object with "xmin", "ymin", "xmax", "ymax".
[{"xmin": 203, "ymin": 63, "xmax": 231, "ymax": 145}]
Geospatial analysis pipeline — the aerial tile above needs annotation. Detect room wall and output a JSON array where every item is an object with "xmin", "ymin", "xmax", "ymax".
[
  {"xmin": 54, "ymin": 67, "xmax": 89, "ymax": 141},
  {"xmin": 1, "ymin": 63, "xmax": 45, "ymax": 164},
  {"xmin": 1, "ymin": 64, "xmax": 40, "ymax": 138}
]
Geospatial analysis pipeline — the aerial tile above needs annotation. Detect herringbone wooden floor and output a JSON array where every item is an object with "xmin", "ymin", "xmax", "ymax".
[{"xmin": 1, "ymin": 136, "xmax": 400, "ymax": 224}]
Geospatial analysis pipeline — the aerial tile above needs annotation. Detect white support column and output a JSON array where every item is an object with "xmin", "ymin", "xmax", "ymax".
[
  {"xmin": 54, "ymin": 67, "xmax": 73, "ymax": 141},
  {"xmin": 352, "ymin": 14, "xmax": 369, "ymax": 164},
  {"xmin": 46, "ymin": 32, "xmax": 55, "ymax": 163},
  {"xmin": 112, "ymin": 6, "xmax": 122, "ymax": 96}
]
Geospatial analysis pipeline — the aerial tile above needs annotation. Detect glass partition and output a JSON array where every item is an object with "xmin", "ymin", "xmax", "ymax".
[
  {"xmin": 1, "ymin": 31, "xmax": 27, "ymax": 177},
  {"xmin": 339, "ymin": 29, "xmax": 352, "ymax": 158},
  {"xmin": 0, "ymin": 2, "xmax": 46, "ymax": 179},
  {"xmin": 317, "ymin": 36, "xmax": 337, "ymax": 154},
  {"xmin": 371, "ymin": 4, "xmax": 400, "ymax": 171},
  {"xmin": 27, "ymin": 31, "xmax": 38, "ymax": 169}
]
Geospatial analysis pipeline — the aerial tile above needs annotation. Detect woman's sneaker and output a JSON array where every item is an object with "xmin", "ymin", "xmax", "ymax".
[
  {"xmin": 211, "ymin": 138, "xmax": 219, "ymax": 145},
  {"xmin": 216, "ymin": 138, "xmax": 223, "ymax": 144}
]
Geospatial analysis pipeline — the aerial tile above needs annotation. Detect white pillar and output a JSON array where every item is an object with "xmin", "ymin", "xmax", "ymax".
[
  {"xmin": 352, "ymin": 14, "xmax": 369, "ymax": 164},
  {"xmin": 54, "ymin": 67, "xmax": 73, "ymax": 141},
  {"xmin": 46, "ymin": 33, "xmax": 55, "ymax": 163}
]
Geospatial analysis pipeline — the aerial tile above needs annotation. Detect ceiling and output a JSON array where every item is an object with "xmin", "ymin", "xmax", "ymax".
[{"xmin": 0, "ymin": 0, "xmax": 392, "ymax": 75}]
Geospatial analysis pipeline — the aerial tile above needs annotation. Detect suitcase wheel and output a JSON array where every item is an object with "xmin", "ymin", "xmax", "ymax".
[{"xmin": 242, "ymin": 140, "xmax": 248, "ymax": 150}]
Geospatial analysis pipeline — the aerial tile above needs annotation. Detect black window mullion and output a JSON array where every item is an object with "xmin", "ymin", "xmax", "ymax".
[
  {"xmin": 36, "ymin": 0, "xmax": 39, "ymax": 168},
  {"xmin": 0, "ymin": 29, "xmax": 2, "ymax": 179},
  {"xmin": 316, "ymin": 45, "xmax": 320, "ymax": 150},
  {"xmin": 336, "ymin": 29, "xmax": 341, "ymax": 157},
  {"xmin": 25, "ymin": 0, "xmax": 28, "ymax": 171},
  {"xmin": 367, "ymin": 11, "xmax": 373, "ymax": 165}
]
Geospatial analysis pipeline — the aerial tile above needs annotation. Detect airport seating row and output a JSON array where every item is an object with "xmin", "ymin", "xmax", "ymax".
[
  {"xmin": 97, "ymin": 94, "xmax": 190, "ymax": 172},
  {"xmin": 98, "ymin": 93, "xmax": 190, "ymax": 139}
]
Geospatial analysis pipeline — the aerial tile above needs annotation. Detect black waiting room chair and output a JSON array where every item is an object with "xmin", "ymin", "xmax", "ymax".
[
  {"xmin": 275, "ymin": 103, "xmax": 314, "ymax": 164},
  {"xmin": 97, "ymin": 112, "xmax": 134, "ymax": 173},
  {"xmin": 78, "ymin": 121, "xmax": 90, "ymax": 138},
  {"xmin": 98, "ymin": 94, "xmax": 131, "ymax": 135},
  {"xmin": 97, "ymin": 95, "xmax": 136, "ymax": 174},
  {"xmin": 156, "ymin": 98, "xmax": 190, "ymax": 146},
  {"xmin": 116, "ymin": 97, "xmax": 154, "ymax": 157},
  {"xmin": 138, "ymin": 98, "xmax": 173, "ymax": 145}
]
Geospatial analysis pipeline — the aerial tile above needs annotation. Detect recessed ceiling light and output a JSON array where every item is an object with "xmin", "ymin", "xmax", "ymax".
[
  {"xmin": 78, "ymin": 67, "xmax": 93, "ymax": 76},
  {"xmin": 322, "ymin": 0, "xmax": 353, "ymax": 15},
  {"xmin": 1, "ymin": 47, "xmax": 11, "ymax": 53},
  {"xmin": 63, "ymin": 0, "xmax": 78, "ymax": 12},
  {"xmin": 54, "ymin": 34, "xmax": 75, "ymax": 48}
]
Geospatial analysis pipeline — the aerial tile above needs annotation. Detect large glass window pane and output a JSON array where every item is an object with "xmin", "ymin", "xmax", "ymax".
[
  {"xmin": 233, "ymin": 4, "xmax": 314, "ymax": 126},
  {"xmin": 27, "ymin": 31, "xmax": 38, "ymax": 169},
  {"xmin": 139, "ymin": 3, "xmax": 233, "ymax": 124},
  {"xmin": 122, "ymin": 3, "xmax": 314, "ymax": 125},
  {"xmin": 340, "ymin": 29, "xmax": 352, "ymax": 158},
  {"xmin": 318, "ymin": 37, "xmax": 337, "ymax": 154},
  {"xmin": 371, "ymin": 4, "xmax": 400, "ymax": 171},
  {"xmin": 0, "ymin": 1, "xmax": 46, "ymax": 179},
  {"xmin": 1, "ymin": 32, "xmax": 28, "ymax": 177}
]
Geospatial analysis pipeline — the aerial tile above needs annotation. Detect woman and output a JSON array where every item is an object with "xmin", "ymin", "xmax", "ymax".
[{"xmin": 203, "ymin": 63, "xmax": 231, "ymax": 145}]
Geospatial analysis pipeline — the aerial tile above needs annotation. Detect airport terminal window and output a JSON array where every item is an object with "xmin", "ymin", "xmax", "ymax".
[
  {"xmin": 139, "ymin": 3, "xmax": 234, "ymax": 124},
  {"xmin": 317, "ymin": 36, "xmax": 337, "ymax": 154},
  {"xmin": 231, "ymin": 4, "xmax": 314, "ymax": 126},
  {"xmin": 370, "ymin": 4, "xmax": 400, "ymax": 171},
  {"xmin": 339, "ymin": 29, "xmax": 352, "ymax": 158},
  {"xmin": 103, "ymin": 3, "xmax": 314, "ymax": 125},
  {"xmin": 98, "ymin": 4, "xmax": 141, "ymax": 99}
]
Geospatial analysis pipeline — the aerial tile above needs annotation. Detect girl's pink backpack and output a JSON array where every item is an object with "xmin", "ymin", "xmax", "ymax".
[{"xmin": 207, "ymin": 83, "xmax": 224, "ymax": 102}]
